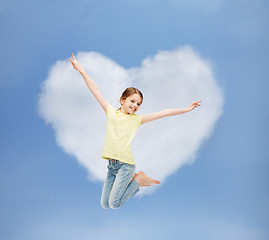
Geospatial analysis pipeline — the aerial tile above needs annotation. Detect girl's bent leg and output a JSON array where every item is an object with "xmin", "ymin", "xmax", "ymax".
[{"xmin": 109, "ymin": 163, "xmax": 139, "ymax": 209}]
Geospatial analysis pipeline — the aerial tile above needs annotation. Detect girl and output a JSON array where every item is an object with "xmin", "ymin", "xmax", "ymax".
[{"xmin": 69, "ymin": 53, "xmax": 201, "ymax": 209}]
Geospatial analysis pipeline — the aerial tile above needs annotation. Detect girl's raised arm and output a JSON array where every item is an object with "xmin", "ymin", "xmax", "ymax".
[
  {"xmin": 69, "ymin": 53, "xmax": 109, "ymax": 112},
  {"xmin": 141, "ymin": 101, "xmax": 202, "ymax": 125}
]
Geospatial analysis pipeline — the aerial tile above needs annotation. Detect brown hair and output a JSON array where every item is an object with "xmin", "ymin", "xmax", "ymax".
[{"xmin": 120, "ymin": 87, "xmax": 143, "ymax": 106}]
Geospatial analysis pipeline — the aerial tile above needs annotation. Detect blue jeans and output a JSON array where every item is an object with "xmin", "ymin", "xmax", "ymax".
[{"xmin": 101, "ymin": 159, "xmax": 140, "ymax": 209}]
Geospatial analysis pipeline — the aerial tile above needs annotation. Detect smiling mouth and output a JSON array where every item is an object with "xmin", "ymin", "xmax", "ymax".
[{"xmin": 130, "ymin": 107, "xmax": 136, "ymax": 111}]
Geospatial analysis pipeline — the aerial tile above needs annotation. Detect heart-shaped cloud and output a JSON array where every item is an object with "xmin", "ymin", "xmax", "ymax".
[{"xmin": 39, "ymin": 46, "xmax": 224, "ymax": 194}]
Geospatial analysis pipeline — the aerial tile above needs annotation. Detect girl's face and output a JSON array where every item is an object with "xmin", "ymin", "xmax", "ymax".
[{"xmin": 120, "ymin": 94, "xmax": 142, "ymax": 114}]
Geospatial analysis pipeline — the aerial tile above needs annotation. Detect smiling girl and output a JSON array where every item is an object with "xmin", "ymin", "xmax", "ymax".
[{"xmin": 69, "ymin": 53, "xmax": 201, "ymax": 209}]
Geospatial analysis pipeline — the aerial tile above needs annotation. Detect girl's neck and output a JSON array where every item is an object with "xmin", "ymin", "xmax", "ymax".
[{"xmin": 119, "ymin": 107, "xmax": 130, "ymax": 115}]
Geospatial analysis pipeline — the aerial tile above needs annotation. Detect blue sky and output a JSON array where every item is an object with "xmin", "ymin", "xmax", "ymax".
[{"xmin": 0, "ymin": 0, "xmax": 268, "ymax": 239}]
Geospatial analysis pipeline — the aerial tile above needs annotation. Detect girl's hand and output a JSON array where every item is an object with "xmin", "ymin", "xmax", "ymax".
[
  {"xmin": 187, "ymin": 101, "xmax": 202, "ymax": 112},
  {"xmin": 69, "ymin": 53, "xmax": 84, "ymax": 73}
]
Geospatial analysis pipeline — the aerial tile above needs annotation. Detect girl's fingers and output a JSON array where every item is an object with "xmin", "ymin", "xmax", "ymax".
[
  {"xmin": 72, "ymin": 53, "xmax": 76, "ymax": 61},
  {"xmin": 189, "ymin": 101, "xmax": 201, "ymax": 111},
  {"xmin": 69, "ymin": 58, "xmax": 75, "ymax": 66}
]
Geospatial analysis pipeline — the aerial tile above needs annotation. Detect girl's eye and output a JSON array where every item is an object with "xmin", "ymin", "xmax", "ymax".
[
  {"xmin": 137, "ymin": 103, "xmax": 140, "ymax": 106},
  {"xmin": 131, "ymin": 100, "xmax": 134, "ymax": 103}
]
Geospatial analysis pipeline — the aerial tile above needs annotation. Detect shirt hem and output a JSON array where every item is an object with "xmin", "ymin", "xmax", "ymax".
[{"xmin": 101, "ymin": 155, "xmax": 135, "ymax": 165}]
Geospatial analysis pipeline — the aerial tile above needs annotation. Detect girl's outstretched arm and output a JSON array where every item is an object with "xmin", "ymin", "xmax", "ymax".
[
  {"xmin": 69, "ymin": 53, "xmax": 109, "ymax": 112},
  {"xmin": 141, "ymin": 101, "xmax": 202, "ymax": 125}
]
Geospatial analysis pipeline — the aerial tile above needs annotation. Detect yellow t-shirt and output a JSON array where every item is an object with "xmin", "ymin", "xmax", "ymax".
[{"xmin": 101, "ymin": 104, "xmax": 143, "ymax": 165}]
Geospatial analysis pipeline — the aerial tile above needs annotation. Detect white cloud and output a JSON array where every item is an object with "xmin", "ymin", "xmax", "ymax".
[{"xmin": 38, "ymin": 46, "xmax": 224, "ymax": 195}]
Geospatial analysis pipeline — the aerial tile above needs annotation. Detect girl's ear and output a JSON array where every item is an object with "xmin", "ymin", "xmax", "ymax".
[{"xmin": 120, "ymin": 98, "xmax": 125, "ymax": 105}]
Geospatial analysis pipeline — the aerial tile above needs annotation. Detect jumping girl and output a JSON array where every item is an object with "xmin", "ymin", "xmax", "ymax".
[{"xmin": 69, "ymin": 53, "xmax": 201, "ymax": 209}]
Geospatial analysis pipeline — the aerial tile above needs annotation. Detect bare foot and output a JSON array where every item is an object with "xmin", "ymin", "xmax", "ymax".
[{"xmin": 134, "ymin": 171, "xmax": 160, "ymax": 187}]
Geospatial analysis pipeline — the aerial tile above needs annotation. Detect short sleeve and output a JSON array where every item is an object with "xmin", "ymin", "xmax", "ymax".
[
  {"xmin": 134, "ymin": 114, "xmax": 143, "ymax": 126},
  {"xmin": 105, "ymin": 104, "xmax": 115, "ymax": 117}
]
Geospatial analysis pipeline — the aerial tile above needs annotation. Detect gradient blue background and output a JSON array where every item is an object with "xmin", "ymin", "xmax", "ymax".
[{"xmin": 1, "ymin": 0, "xmax": 268, "ymax": 239}]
